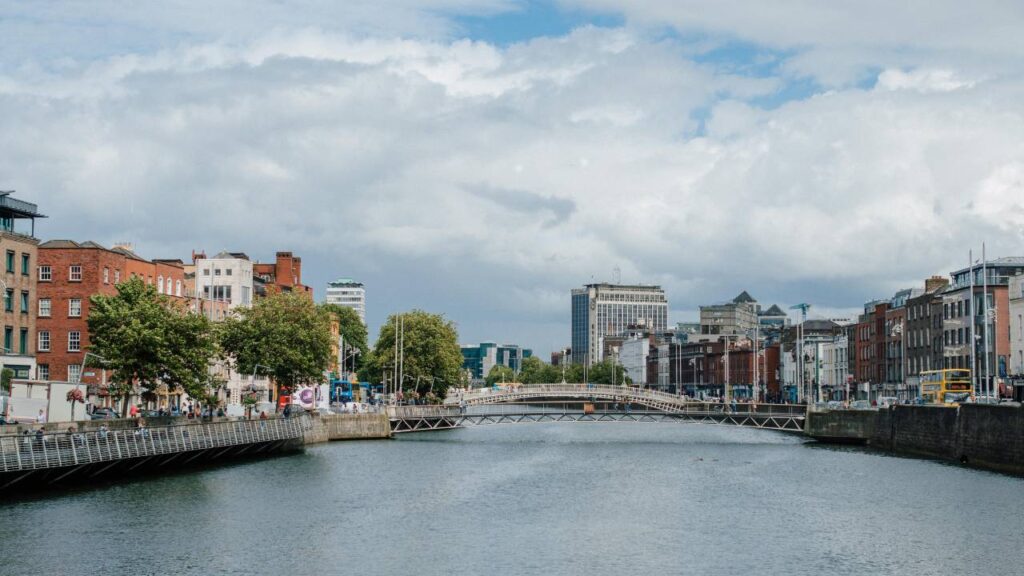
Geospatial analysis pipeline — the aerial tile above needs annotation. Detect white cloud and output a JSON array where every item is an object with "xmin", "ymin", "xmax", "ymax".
[{"xmin": 3, "ymin": 3, "xmax": 1024, "ymax": 352}]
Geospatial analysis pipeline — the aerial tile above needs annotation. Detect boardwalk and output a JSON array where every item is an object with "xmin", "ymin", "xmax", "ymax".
[{"xmin": 0, "ymin": 415, "xmax": 310, "ymax": 490}]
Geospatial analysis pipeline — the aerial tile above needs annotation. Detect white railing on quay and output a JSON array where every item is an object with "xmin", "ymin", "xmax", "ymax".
[{"xmin": 0, "ymin": 415, "xmax": 310, "ymax": 474}]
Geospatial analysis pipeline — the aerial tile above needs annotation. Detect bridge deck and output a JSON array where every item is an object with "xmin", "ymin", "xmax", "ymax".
[{"xmin": 0, "ymin": 416, "xmax": 310, "ymax": 490}]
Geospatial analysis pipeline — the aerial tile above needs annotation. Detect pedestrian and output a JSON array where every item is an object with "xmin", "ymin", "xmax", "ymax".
[
  {"xmin": 36, "ymin": 409, "xmax": 47, "ymax": 424},
  {"xmin": 99, "ymin": 424, "xmax": 109, "ymax": 440},
  {"xmin": 129, "ymin": 404, "xmax": 139, "ymax": 418}
]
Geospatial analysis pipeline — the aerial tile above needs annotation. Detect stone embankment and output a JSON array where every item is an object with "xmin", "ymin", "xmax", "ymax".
[
  {"xmin": 303, "ymin": 412, "xmax": 391, "ymax": 444},
  {"xmin": 806, "ymin": 403, "xmax": 1024, "ymax": 475}
]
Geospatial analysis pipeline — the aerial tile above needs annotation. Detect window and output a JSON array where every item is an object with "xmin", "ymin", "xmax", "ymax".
[
  {"xmin": 68, "ymin": 330, "xmax": 81, "ymax": 352},
  {"xmin": 103, "ymin": 267, "xmax": 109, "ymax": 284},
  {"xmin": 69, "ymin": 298, "xmax": 82, "ymax": 317},
  {"xmin": 38, "ymin": 298, "xmax": 51, "ymax": 317},
  {"xmin": 37, "ymin": 364, "xmax": 49, "ymax": 380},
  {"xmin": 175, "ymin": 280, "xmax": 182, "ymax": 297},
  {"xmin": 68, "ymin": 364, "xmax": 81, "ymax": 383},
  {"xmin": 215, "ymin": 268, "xmax": 222, "ymax": 276},
  {"xmin": 19, "ymin": 328, "xmax": 26, "ymax": 354},
  {"xmin": 158, "ymin": 276, "xmax": 164, "ymax": 293},
  {"xmin": 114, "ymin": 270, "xmax": 120, "ymax": 283},
  {"xmin": 38, "ymin": 265, "xmax": 51, "ymax": 281},
  {"xmin": 69, "ymin": 265, "xmax": 82, "ymax": 281},
  {"xmin": 3, "ymin": 289, "xmax": 11, "ymax": 312},
  {"xmin": 5, "ymin": 250, "xmax": 13, "ymax": 272},
  {"xmin": 19, "ymin": 291, "xmax": 27, "ymax": 314},
  {"xmin": 38, "ymin": 330, "xmax": 50, "ymax": 352},
  {"xmin": 3, "ymin": 326, "xmax": 11, "ymax": 352},
  {"xmin": 225, "ymin": 268, "xmax": 232, "ymax": 276},
  {"xmin": 20, "ymin": 253, "xmax": 29, "ymax": 276},
  {"xmin": 202, "ymin": 268, "xmax": 210, "ymax": 276}
]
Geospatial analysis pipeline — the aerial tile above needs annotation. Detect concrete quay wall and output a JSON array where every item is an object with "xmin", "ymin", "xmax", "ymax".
[
  {"xmin": 806, "ymin": 404, "xmax": 1024, "ymax": 475},
  {"xmin": 303, "ymin": 413, "xmax": 391, "ymax": 445}
]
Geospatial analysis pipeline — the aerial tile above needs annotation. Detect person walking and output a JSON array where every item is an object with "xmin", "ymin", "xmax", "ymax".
[{"xmin": 36, "ymin": 409, "xmax": 47, "ymax": 424}]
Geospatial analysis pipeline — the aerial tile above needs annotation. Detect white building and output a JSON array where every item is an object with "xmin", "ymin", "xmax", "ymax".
[
  {"xmin": 571, "ymin": 283, "xmax": 668, "ymax": 365},
  {"xmin": 619, "ymin": 337, "xmax": 650, "ymax": 385},
  {"xmin": 820, "ymin": 335, "xmax": 849, "ymax": 397},
  {"xmin": 194, "ymin": 251, "xmax": 253, "ymax": 309},
  {"xmin": 325, "ymin": 278, "xmax": 366, "ymax": 324},
  {"xmin": 1010, "ymin": 273, "xmax": 1024, "ymax": 376}
]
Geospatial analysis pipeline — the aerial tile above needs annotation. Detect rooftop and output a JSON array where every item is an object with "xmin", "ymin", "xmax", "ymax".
[{"xmin": 0, "ymin": 191, "xmax": 46, "ymax": 219}]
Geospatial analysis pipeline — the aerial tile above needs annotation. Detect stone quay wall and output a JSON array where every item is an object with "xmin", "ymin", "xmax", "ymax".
[
  {"xmin": 806, "ymin": 404, "xmax": 1024, "ymax": 475},
  {"xmin": 303, "ymin": 413, "xmax": 391, "ymax": 445}
]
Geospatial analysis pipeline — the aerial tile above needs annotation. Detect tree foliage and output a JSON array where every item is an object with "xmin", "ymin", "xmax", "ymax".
[
  {"xmin": 360, "ymin": 310, "xmax": 462, "ymax": 399},
  {"xmin": 483, "ymin": 357, "xmax": 631, "ymax": 386},
  {"xmin": 320, "ymin": 303, "xmax": 368, "ymax": 371},
  {"xmin": 219, "ymin": 292, "xmax": 332, "ymax": 392},
  {"xmin": 0, "ymin": 368, "xmax": 11, "ymax": 393},
  {"xmin": 87, "ymin": 277, "xmax": 217, "ymax": 415}
]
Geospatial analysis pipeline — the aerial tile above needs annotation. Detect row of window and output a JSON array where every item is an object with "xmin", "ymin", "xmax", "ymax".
[
  {"xmin": 37, "ymin": 265, "xmax": 184, "ymax": 296},
  {"xmin": 2, "ymin": 289, "xmax": 30, "ymax": 314},
  {"xmin": 1, "ymin": 325, "xmax": 29, "ymax": 354},
  {"xmin": 202, "ymin": 268, "xmax": 234, "ymax": 276},
  {"xmin": 36, "ymin": 298, "xmax": 81, "ymax": 318},
  {"xmin": 4, "ymin": 251, "xmax": 31, "ymax": 276},
  {"xmin": 37, "ymin": 330, "xmax": 80, "ymax": 352}
]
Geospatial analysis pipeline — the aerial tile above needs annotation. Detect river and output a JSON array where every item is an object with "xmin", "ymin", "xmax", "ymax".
[{"xmin": 1, "ymin": 423, "xmax": 1022, "ymax": 576}]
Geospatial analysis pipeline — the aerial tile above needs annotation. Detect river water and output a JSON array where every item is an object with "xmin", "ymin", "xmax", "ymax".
[{"xmin": 2, "ymin": 423, "xmax": 1023, "ymax": 576}]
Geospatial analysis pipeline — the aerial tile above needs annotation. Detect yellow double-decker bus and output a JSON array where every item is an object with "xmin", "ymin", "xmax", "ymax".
[{"xmin": 920, "ymin": 369, "xmax": 973, "ymax": 405}]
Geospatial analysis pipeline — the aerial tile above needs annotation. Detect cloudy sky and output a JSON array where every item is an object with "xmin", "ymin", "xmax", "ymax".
[{"xmin": 3, "ymin": 1, "xmax": 1024, "ymax": 354}]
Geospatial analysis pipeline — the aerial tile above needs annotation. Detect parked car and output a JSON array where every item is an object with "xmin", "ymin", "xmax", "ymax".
[
  {"xmin": 850, "ymin": 400, "xmax": 872, "ymax": 410},
  {"xmin": 89, "ymin": 407, "xmax": 119, "ymax": 420}
]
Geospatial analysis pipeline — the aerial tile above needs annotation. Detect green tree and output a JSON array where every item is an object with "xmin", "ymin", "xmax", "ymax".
[
  {"xmin": 219, "ymin": 292, "xmax": 332, "ymax": 394},
  {"xmin": 0, "ymin": 367, "xmax": 11, "ymax": 394},
  {"xmin": 517, "ymin": 356, "xmax": 564, "ymax": 384},
  {"xmin": 585, "ymin": 359, "xmax": 632, "ymax": 385},
  {"xmin": 361, "ymin": 310, "xmax": 462, "ymax": 399},
  {"xmin": 88, "ymin": 277, "xmax": 217, "ymax": 416},
  {"xmin": 320, "ymin": 303, "xmax": 368, "ymax": 372},
  {"xmin": 485, "ymin": 365, "xmax": 515, "ymax": 386}
]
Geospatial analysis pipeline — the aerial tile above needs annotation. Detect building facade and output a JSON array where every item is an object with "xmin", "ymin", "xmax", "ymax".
[
  {"xmin": 325, "ymin": 278, "xmax": 366, "ymax": 323},
  {"xmin": 1011, "ymin": 273, "xmax": 1024, "ymax": 378},
  {"xmin": 193, "ymin": 251, "xmax": 254, "ymax": 311},
  {"xmin": 253, "ymin": 251, "xmax": 312, "ymax": 299},
  {"xmin": 570, "ymin": 283, "xmax": 668, "ymax": 365},
  {"xmin": 700, "ymin": 291, "xmax": 759, "ymax": 336},
  {"xmin": 36, "ymin": 241, "xmax": 186, "ymax": 392},
  {"xmin": 461, "ymin": 342, "xmax": 532, "ymax": 382},
  {"xmin": 0, "ymin": 192, "xmax": 45, "ymax": 380}
]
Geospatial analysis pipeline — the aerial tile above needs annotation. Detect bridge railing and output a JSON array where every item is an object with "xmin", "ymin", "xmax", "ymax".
[
  {"xmin": 451, "ymin": 384, "xmax": 805, "ymax": 415},
  {"xmin": 0, "ymin": 415, "xmax": 310, "ymax": 473},
  {"xmin": 392, "ymin": 401, "xmax": 805, "ymax": 419}
]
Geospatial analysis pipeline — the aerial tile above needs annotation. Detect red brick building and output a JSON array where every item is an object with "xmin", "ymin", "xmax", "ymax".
[
  {"xmin": 35, "ymin": 241, "xmax": 186, "ymax": 389},
  {"xmin": 253, "ymin": 251, "xmax": 312, "ymax": 299}
]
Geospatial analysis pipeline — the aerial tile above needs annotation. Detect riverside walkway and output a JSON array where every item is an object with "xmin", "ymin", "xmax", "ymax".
[
  {"xmin": 0, "ymin": 415, "xmax": 310, "ymax": 490},
  {"xmin": 389, "ymin": 383, "xmax": 805, "ymax": 433}
]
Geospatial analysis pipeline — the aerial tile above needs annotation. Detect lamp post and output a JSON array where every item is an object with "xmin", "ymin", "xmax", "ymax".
[{"xmin": 79, "ymin": 352, "xmax": 109, "ymax": 415}]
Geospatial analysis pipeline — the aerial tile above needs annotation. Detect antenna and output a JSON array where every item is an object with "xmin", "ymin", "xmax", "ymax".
[{"xmin": 613, "ymin": 265, "xmax": 621, "ymax": 284}]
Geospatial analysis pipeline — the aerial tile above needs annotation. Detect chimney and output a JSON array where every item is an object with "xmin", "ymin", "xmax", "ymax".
[
  {"xmin": 925, "ymin": 275, "xmax": 949, "ymax": 293},
  {"xmin": 275, "ymin": 252, "xmax": 294, "ymax": 287}
]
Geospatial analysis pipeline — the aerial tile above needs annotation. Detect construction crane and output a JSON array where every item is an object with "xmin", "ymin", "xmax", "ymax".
[{"xmin": 789, "ymin": 303, "xmax": 811, "ymax": 403}]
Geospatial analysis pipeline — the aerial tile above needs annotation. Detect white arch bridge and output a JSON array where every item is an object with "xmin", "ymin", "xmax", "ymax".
[{"xmin": 388, "ymin": 384, "xmax": 806, "ymax": 434}]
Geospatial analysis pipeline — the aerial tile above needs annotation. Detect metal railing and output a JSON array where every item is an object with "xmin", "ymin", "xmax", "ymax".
[
  {"xmin": 393, "ymin": 400, "xmax": 805, "ymax": 420},
  {"xmin": 0, "ymin": 416, "xmax": 309, "ymax": 473},
  {"xmin": 446, "ymin": 384, "xmax": 805, "ymax": 417}
]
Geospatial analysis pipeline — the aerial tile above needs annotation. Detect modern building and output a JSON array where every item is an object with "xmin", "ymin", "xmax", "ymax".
[
  {"xmin": 943, "ymin": 258, "xmax": 1022, "ymax": 395},
  {"xmin": 325, "ymin": 278, "xmax": 366, "ymax": 323},
  {"xmin": 619, "ymin": 336, "xmax": 651, "ymax": 386},
  {"xmin": 700, "ymin": 291, "xmax": 759, "ymax": 337},
  {"xmin": 36, "ymin": 241, "xmax": 186, "ymax": 397},
  {"xmin": 1011, "ymin": 273, "xmax": 1024, "ymax": 378},
  {"xmin": 193, "ymin": 251, "xmax": 254, "ymax": 311},
  {"xmin": 571, "ymin": 283, "xmax": 668, "ymax": 365},
  {"xmin": 0, "ymin": 192, "xmax": 45, "ymax": 380},
  {"xmin": 253, "ymin": 251, "xmax": 312, "ymax": 299},
  {"xmin": 461, "ymin": 342, "xmax": 532, "ymax": 382}
]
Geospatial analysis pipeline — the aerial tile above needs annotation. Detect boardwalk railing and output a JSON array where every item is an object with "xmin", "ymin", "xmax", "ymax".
[{"xmin": 0, "ymin": 415, "xmax": 309, "ymax": 475}]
